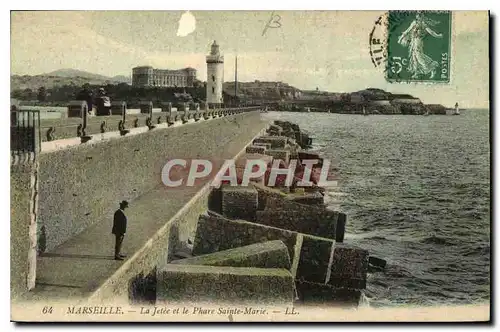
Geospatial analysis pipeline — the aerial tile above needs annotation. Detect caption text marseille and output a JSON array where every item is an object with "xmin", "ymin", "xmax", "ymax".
[{"xmin": 65, "ymin": 305, "xmax": 275, "ymax": 316}]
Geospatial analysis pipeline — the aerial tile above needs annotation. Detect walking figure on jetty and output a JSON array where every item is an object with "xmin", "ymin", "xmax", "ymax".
[{"xmin": 112, "ymin": 200, "xmax": 129, "ymax": 261}]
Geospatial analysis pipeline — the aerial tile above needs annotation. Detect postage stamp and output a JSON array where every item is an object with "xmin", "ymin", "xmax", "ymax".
[{"xmin": 385, "ymin": 11, "xmax": 452, "ymax": 83}]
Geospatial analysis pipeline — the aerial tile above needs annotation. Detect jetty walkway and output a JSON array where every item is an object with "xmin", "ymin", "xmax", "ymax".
[{"xmin": 11, "ymin": 106, "xmax": 268, "ymax": 304}]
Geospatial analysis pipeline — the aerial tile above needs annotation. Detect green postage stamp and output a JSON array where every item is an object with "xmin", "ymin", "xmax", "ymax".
[{"xmin": 386, "ymin": 11, "xmax": 452, "ymax": 83}]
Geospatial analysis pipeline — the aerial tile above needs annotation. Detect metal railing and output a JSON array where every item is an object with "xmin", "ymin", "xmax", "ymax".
[
  {"xmin": 34, "ymin": 104, "xmax": 264, "ymax": 143},
  {"xmin": 11, "ymin": 109, "xmax": 41, "ymax": 157}
]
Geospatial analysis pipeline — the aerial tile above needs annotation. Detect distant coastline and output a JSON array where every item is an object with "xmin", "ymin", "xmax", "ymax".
[{"xmin": 11, "ymin": 70, "xmax": 465, "ymax": 114}]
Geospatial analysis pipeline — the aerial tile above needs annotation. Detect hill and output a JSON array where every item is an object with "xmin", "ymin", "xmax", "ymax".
[
  {"xmin": 44, "ymin": 68, "xmax": 111, "ymax": 80},
  {"xmin": 11, "ymin": 69, "xmax": 131, "ymax": 91}
]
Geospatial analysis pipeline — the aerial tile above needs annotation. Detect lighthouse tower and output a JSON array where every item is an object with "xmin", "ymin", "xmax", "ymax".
[{"xmin": 206, "ymin": 41, "xmax": 224, "ymax": 108}]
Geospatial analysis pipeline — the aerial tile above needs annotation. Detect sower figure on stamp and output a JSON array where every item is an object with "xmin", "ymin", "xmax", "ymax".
[
  {"xmin": 397, "ymin": 13, "xmax": 443, "ymax": 79},
  {"xmin": 112, "ymin": 200, "xmax": 129, "ymax": 260}
]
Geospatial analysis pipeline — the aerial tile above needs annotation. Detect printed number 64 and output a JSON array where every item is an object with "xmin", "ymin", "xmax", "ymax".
[
  {"xmin": 42, "ymin": 306, "xmax": 53, "ymax": 314},
  {"xmin": 390, "ymin": 57, "xmax": 407, "ymax": 74}
]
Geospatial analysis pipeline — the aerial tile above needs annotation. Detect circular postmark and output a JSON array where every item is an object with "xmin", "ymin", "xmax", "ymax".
[
  {"xmin": 368, "ymin": 14, "xmax": 388, "ymax": 69},
  {"xmin": 369, "ymin": 11, "xmax": 414, "ymax": 83}
]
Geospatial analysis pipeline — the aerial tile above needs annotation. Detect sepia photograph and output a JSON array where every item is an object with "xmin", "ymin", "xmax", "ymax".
[{"xmin": 8, "ymin": 8, "xmax": 491, "ymax": 323}]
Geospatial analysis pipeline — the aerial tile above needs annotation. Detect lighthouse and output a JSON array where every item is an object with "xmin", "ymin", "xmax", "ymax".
[{"xmin": 206, "ymin": 41, "xmax": 224, "ymax": 108}]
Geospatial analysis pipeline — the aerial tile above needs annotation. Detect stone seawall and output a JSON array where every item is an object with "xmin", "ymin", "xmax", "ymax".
[
  {"xmin": 88, "ymin": 182, "xmax": 213, "ymax": 302},
  {"xmin": 37, "ymin": 111, "xmax": 266, "ymax": 252},
  {"xmin": 87, "ymin": 123, "xmax": 269, "ymax": 302},
  {"xmin": 11, "ymin": 154, "xmax": 38, "ymax": 299}
]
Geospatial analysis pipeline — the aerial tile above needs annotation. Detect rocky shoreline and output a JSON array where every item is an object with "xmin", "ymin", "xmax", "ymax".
[{"xmin": 270, "ymin": 88, "xmax": 450, "ymax": 115}]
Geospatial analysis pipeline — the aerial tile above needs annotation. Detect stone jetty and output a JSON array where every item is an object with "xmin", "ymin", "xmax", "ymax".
[{"xmin": 157, "ymin": 120, "xmax": 372, "ymax": 307}]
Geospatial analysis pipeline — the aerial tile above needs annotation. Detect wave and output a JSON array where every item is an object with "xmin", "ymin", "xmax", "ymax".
[
  {"xmin": 265, "ymin": 111, "xmax": 491, "ymax": 306},
  {"xmin": 366, "ymin": 236, "xmax": 387, "ymax": 241},
  {"xmin": 420, "ymin": 235, "xmax": 456, "ymax": 246},
  {"xmin": 384, "ymin": 265, "xmax": 414, "ymax": 278},
  {"xmin": 461, "ymin": 245, "xmax": 490, "ymax": 257}
]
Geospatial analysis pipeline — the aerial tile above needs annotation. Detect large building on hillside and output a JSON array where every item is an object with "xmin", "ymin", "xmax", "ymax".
[{"xmin": 132, "ymin": 66, "xmax": 197, "ymax": 87}]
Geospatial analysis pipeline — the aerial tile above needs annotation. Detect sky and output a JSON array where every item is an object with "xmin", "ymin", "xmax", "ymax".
[{"xmin": 10, "ymin": 10, "xmax": 489, "ymax": 108}]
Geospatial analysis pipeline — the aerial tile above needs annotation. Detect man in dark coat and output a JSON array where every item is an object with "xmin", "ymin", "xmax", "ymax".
[
  {"xmin": 96, "ymin": 87, "xmax": 111, "ymax": 116},
  {"xmin": 112, "ymin": 200, "xmax": 129, "ymax": 260}
]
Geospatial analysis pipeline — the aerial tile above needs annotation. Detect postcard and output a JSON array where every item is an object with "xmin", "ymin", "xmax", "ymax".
[{"xmin": 10, "ymin": 10, "xmax": 490, "ymax": 322}]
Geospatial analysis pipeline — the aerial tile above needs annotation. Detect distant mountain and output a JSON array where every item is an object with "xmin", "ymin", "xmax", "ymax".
[
  {"xmin": 11, "ymin": 68, "xmax": 131, "ymax": 91},
  {"xmin": 44, "ymin": 69, "xmax": 131, "ymax": 83},
  {"xmin": 44, "ymin": 68, "xmax": 111, "ymax": 81}
]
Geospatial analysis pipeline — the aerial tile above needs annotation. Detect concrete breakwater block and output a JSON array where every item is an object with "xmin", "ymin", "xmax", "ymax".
[
  {"xmin": 265, "ymin": 194, "xmax": 321, "ymax": 211},
  {"xmin": 286, "ymin": 139, "xmax": 301, "ymax": 157},
  {"xmin": 303, "ymin": 183, "xmax": 326, "ymax": 195},
  {"xmin": 172, "ymin": 240, "xmax": 291, "ymax": 269},
  {"xmin": 252, "ymin": 183, "xmax": 288, "ymax": 211},
  {"xmin": 171, "ymin": 242, "xmax": 194, "ymax": 261},
  {"xmin": 281, "ymin": 130, "xmax": 298, "ymax": 140},
  {"xmin": 208, "ymin": 187, "xmax": 222, "ymax": 214},
  {"xmin": 256, "ymin": 197, "xmax": 339, "ymax": 239},
  {"xmin": 335, "ymin": 213, "xmax": 346, "ymax": 243},
  {"xmin": 328, "ymin": 244, "xmax": 369, "ymax": 289},
  {"xmin": 245, "ymin": 145, "xmax": 267, "ymax": 154},
  {"xmin": 268, "ymin": 124, "xmax": 283, "ymax": 132},
  {"xmin": 221, "ymin": 186, "xmax": 258, "ymax": 221},
  {"xmin": 265, "ymin": 149, "xmax": 290, "ymax": 164},
  {"xmin": 274, "ymin": 120, "xmax": 300, "ymax": 132},
  {"xmin": 267, "ymin": 130, "xmax": 283, "ymax": 137},
  {"xmin": 195, "ymin": 212, "xmax": 356, "ymax": 288},
  {"xmin": 192, "ymin": 213, "xmax": 297, "ymax": 259},
  {"xmin": 253, "ymin": 142, "xmax": 271, "ymax": 150},
  {"xmin": 294, "ymin": 132, "xmax": 304, "ymax": 146},
  {"xmin": 193, "ymin": 214, "xmax": 329, "ymax": 286},
  {"xmin": 295, "ymin": 281, "xmax": 361, "ymax": 307},
  {"xmin": 253, "ymin": 136, "xmax": 288, "ymax": 149},
  {"xmin": 289, "ymin": 191, "xmax": 325, "ymax": 206},
  {"xmin": 232, "ymin": 154, "xmax": 273, "ymax": 186},
  {"xmin": 157, "ymin": 264, "xmax": 295, "ymax": 305},
  {"xmin": 296, "ymin": 234, "xmax": 335, "ymax": 284},
  {"xmin": 255, "ymin": 209, "xmax": 337, "ymax": 240},
  {"xmin": 267, "ymin": 125, "xmax": 283, "ymax": 136},
  {"xmin": 298, "ymin": 151, "xmax": 322, "ymax": 162},
  {"xmin": 294, "ymin": 133, "xmax": 312, "ymax": 149},
  {"xmin": 237, "ymin": 153, "xmax": 273, "ymax": 165}
]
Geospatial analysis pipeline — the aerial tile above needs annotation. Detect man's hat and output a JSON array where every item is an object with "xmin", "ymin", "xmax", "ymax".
[{"xmin": 119, "ymin": 200, "xmax": 129, "ymax": 208}]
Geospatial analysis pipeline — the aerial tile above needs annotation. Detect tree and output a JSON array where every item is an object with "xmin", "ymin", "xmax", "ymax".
[
  {"xmin": 37, "ymin": 86, "xmax": 47, "ymax": 102},
  {"xmin": 22, "ymin": 88, "xmax": 34, "ymax": 100}
]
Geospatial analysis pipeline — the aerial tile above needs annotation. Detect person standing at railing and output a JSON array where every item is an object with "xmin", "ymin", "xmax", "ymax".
[
  {"xmin": 112, "ymin": 200, "xmax": 129, "ymax": 261},
  {"xmin": 95, "ymin": 88, "xmax": 112, "ymax": 115},
  {"xmin": 85, "ymin": 91, "xmax": 94, "ymax": 114},
  {"xmin": 77, "ymin": 84, "xmax": 94, "ymax": 114}
]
